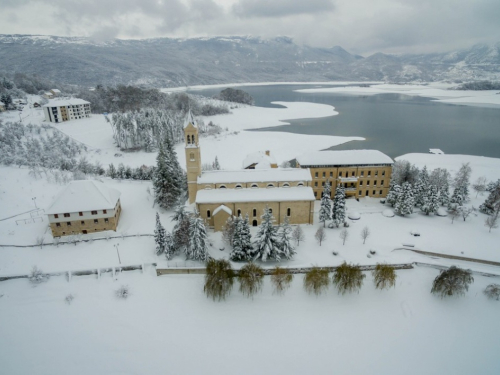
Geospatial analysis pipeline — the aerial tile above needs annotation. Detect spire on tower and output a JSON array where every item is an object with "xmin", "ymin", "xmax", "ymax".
[{"xmin": 183, "ymin": 109, "xmax": 197, "ymax": 129}]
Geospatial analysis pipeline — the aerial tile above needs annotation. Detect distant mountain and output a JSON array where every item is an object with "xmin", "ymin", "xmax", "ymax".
[{"xmin": 0, "ymin": 34, "xmax": 499, "ymax": 87}]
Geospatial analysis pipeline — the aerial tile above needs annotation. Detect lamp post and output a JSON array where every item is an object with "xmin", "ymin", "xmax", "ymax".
[
  {"xmin": 114, "ymin": 243, "xmax": 121, "ymax": 264},
  {"xmin": 32, "ymin": 197, "xmax": 38, "ymax": 209}
]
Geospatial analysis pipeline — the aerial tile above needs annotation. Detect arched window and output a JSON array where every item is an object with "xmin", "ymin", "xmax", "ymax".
[
  {"xmin": 190, "ymin": 153, "xmax": 195, "ymax": 161},
  {"xmin": 237, "ymin": 209, "xmax": 241, "ymax": 217},
  {"xmin": 287, "ymin": 208, "xmax": 291, "ymax": 217},
  {"xmin": 219, "ymin": 185, "xmax": 226, "ymax": 189},
  {"xmin": 267, "ymin": 183, "xmax": 274, "ymax": 188},
  {"xmin": 207, "ymin": 210, "xmax": 211, "ymax": 218},
  {"xmin": 204, "ymin": 185, "xmax": 212, "ymax": 190},
  {"xmin": 297, "ymin": 182, "xmax": 304, "ymax": 187},
  {"xmin": 235, "ymin": 184, "xmax": 243, "ymax": 189},
  {"xmin": 251, "ymin": 183, "xmax": 258, "ymax": 189},
  {"xmin": 187, "ymin": 135, "xmax": 191, "ymax": 144},
  {"xmin": 253, "ymin": 209, "xmax": 257, "ymax": 217},
  {"xmin": 282, "ymin": 183, "xmax": 290, "ymax": 188}
]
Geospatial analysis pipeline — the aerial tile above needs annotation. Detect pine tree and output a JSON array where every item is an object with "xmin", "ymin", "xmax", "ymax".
[
  {"xmin": 230, "ymin": 215, "xmax": 254, "ymax": 261},
  {"xmin": 164, "ymin": 231, "xmax": 175, "ymax": 260},
  {"xmin": 332, "ymin": 185, "xmax": 346, "ymax": 227},
  {"xmin": 171, "ymin": 204, "xmax": 190, "ymax": 255},
  {"xmin": 421, "ymin": 185, "xmax": 439, "ymax": 215},
  {"xmin": 438, "ymin": 182, "xmax": 450, "ymax": 207},
  {"xmin": 452, "ymin": 163, "xmax": 472, "ymax": 203},
  {"xmin": 154, "ymin": 212, "xmax": 167, "ymax": 256},
  {"xmin": 413, "ymin": 166, "xmax": 429, "ymax": 208},
  {"xmin": 449, "ymin": 186, "xmax": 465, "ymax": 209},
  {"xmin": 479, "ymin": 180, "xmax": 500, "ymax": 215},
  {"xmin": 222, "ymin": 216, "xmax": 236, "ymax": 246},
  {"xmin": 186, "ymin": 212, "xmax": 209, "ymax": 262},
  {"xmin": 319, "ymin": 182, "xmax": 332, "ymax": 227},
  {"xmin": 278, "ymin": 217, "xmax": 296, "ymax": 260},
  {"xmin": 395, "ymin": 182, "xmax": 414, "ymax": 216},
  {"xmin": 213, "ymin": 156, "xmax": 221, "ymax": 170},
  {"xmin": 107, "ymin": 163, "xmax": 117, "ymax": 179},
  {"xmin": 386, "ymin": 183, "xmax": 401, "ymax": 207},
  {"xmin": 253, "ymin": 207, "xmax": 282, "ymax": 262}
]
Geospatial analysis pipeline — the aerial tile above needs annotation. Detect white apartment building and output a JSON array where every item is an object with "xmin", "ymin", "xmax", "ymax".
[{"xmin": 43, "ymin": 98, "xmax": 91, "ymax": 123}]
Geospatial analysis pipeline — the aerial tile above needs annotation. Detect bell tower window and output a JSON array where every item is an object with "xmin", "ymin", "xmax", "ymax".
[{"xmin": 190, "ymin": 153, "xmax": 195, "ymax": 161}]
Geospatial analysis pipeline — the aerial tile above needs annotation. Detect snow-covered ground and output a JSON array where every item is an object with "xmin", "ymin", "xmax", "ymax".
[
  {"xmin": 296, "ymin": 83, "xmax": 500, "ymax": 108},
  {"xmin": 1, "ymin": 266, "xmax": 499, "ymax": 375}
]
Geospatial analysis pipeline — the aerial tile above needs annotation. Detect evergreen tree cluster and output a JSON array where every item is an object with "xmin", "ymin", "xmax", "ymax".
[
  {"xmin": 480, "ymin": 179, "xmax": 500, "ymax": 215},
  {"xmin": 332, "ymin": 185, "xmax": 346, "ymax": 227},
  {"xmin": 230, "ymin": 215, "xmax": 254, "ymax": 261},
  {"xmin": 106, "ymin": 163, "xmax": 154, "ymax": 181}
]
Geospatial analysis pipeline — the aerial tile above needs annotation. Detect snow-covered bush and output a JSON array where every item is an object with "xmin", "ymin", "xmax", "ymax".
[
  {"xmin": 204, "ymin": 259, "xmax": 235, "ymax": 302},
  {"xmin": 116, "ymin": 285, "xmax": 130, "ymax": 299},
  {"xmin": 29, "ymin": 266, "xmax": 48, "ymax": 284},
  {"xmin": 303, "ymin": 267, "xmax": 329, "ymax": 296},
  {"xmin": 483, "ymin": 284, "xmax": 500, "ymax": 301},
  {"xmin": 332, "ymin": 262, "xmax": 365, "ymax": 295},
  {"xmin": 65, "ymin": 294, "xmax": 75, "ymax": 305},
  {"xmin": 431, "ymin": 266, "xmax": 473, "ymax": 298}
]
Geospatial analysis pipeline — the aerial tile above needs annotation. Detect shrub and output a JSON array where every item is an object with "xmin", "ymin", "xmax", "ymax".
[
  {"xmin": 29, "ymin": 266, "xmax": 48, "ymax": 284},
  {"xmin": 372, "ymin": 264, "xmax": 397, "ymax": 290},
  {"xmin": 65, "ymin": 294, "xmax": 75, "ymax": 304},
  {"xmin": 238, "ymin": 263, "xmax": 264, "ymax": 298},
  {"xmin": 483, "ymin": 284, "xmax": 500, "ymax": 301},
  {"xmin": 332, "ymin": 262, "xmax": 365, "ymax": 294},
  {"xmin": 204, "ymin": 259, "xmax": 235, "ymax": 301},
  {"xmin": 303, "ymin": 267, "xmax": 329, "ymax": 296},
  {"xmin": 116, "ymin": 285, "xmax": 130, "ymax": 299},
  {"xmin": 270, "ymin": 267, "xmax": 293, "ymax": 295},
  {"xmin": 431, "ymin": 266, "xmax": 473, "ymax": 298}
]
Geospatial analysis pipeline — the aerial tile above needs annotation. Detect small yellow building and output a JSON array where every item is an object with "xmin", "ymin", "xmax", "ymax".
[
  {"xmin": 296, "ymin": 150, "xmax": 394, "ymax": 200},
  {"xmin": 184, "ymin": 113, "xmax": 315, "ymax": 231},
  {"xmin": 46, "ymin": 180, "xmax": 122, "ymax": 237}
]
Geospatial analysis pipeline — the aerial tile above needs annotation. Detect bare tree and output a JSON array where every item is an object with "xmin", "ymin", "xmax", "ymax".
[
  {"xmin": 483, "ymin": 284, "xmax": 500, "ymax": 300},
  {"xmin": 472, "ymin": 176, "xmax": 487, "ymax": 197},
  {"xmin": 449, "ymin": 206, "xmax": 460, "ymax": 224},
  {"xmin": 460, "ymin": 206, "xmax": 474, "ymax": 222},
  {"xmin": 485, "ymin": 214, "xmax": 499, "ymax": 233},
  {"xmin": 360, "ymin": 226, "xmax": 370, "ymax": 244},
  {"xmin": 315, "ymin": 227, "xmax": 326, "ymax": 246},
  {"xmin": 29, "ymin": 266, "xmax": 48, "ymax": 284},
  {"xmin": 340, "ymin": 229, "xmax": 349, "ymax": 245},
  {"xmin": 36, "ymin": 236, "xmax": 44, "ymax": 249},
  {"xmin": 292, "ymin": 225, "xmax": 305, "ymax": 246}
]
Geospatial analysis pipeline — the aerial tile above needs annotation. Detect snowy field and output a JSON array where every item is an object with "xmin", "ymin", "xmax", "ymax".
[
  {"xmin": 0, "ymin": 266, "xmax": 499, "ymax": 375},
  {"xmin": 295, "ymin": 83, "xmax": 500, "ymax": 108}
]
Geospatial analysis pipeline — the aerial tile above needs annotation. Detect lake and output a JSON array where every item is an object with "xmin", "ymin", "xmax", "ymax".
[{"xmin": 188, "ymin": 84, "xmax": 500, "ymax": 159}]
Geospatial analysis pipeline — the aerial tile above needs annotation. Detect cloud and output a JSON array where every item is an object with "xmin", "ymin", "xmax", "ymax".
[{"xmin": 232, "ymin": 0, "xmax": 334, "ymax": 18}]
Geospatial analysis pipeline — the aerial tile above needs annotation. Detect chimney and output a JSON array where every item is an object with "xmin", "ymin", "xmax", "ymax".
[{"xmin": 265, "ymin": 150, "xmax": 270, "ymax": 156}]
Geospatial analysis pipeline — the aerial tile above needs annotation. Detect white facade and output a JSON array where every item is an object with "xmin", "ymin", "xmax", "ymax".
[{"xmin": 43, "ymin": 98, "xmax": 91, "ymax": 123}]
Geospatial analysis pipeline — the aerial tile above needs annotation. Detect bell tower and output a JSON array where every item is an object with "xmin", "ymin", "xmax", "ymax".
[{"xmin": 184, "ymin": 111, "xmax": 201, "ymax": 204}]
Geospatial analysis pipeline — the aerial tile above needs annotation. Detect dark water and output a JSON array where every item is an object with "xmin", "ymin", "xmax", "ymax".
[{"xmin": 188, "ymin": 85, "xmax": 500, "ymax": 159}]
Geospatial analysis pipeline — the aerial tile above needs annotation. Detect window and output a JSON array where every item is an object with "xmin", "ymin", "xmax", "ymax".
[
  {"xmin": 56, "ymin": 223, "xmax": 61, "ymax": 227},
  {"xmin": 368, "ymin": 171, "xmax": 371, "ymax": 176},
  {"xmin": 235, "ymin": 184, "xmax": 242, "ymax": 189},
  {"xmin": 81, "ymin": 221, "xmax": 84, "ymax": 225},
  {"xmin": 267, "ymin": 183, "xmax": 274, "ymax": 188},
  {"xmin": 91, "ymin": 211, "xmax": 97, "ymax": 215},
  {"xmin": 237, "ymin": 209, "xmax": 241, "ymax": 217},
  {"xmin": 297, "ymin": 182, "xmax": 304, "ymax": 187},
  {"xmin": 287, "ymin": 208, "xmax": 291, "ymax": 217},
  {"xmin": 330, "ymin": 172, "xmax": 333, "ymax": 177},
  {"xmin": 204, "ymin": 185, "xmax": 212, "ymax": 190},
  {"xmin": 367, "ymin": 181, "xmax": 370, "ymax": 186},
  {"xmin": 252, "ymin": 220, "xmax": 258, "ymax": 227},
  {"xmin": 339, "ymin": 171, "xmax": 342, "ymax": 177},
  {"xmin": 104, "ymin": 218, "xmax": 109, "ymax": 223},
  {"xmin": 322, "ymin": 172, "xmax": 326, "ymax": 178},
  {"xmin": 375, "ymin": 171, "xmax": 378, "ymax": 176},
  {"xmin": 381, "ymin": 180, "xmax": 384, "ymax": 185},
  {"xmin": 207, "ymin": 210, "xmax": 211, "ymax": 218},
  {"xmin": 361, "ymin": 171, "xmax": 364, "ymax": 176},
  {"xmin": 268, "ymin": 209, "xmax": 273, "ymax": 214},
  {"xmin": 94, "ymin": 219, "xmax": 98, "ymax": 224},
  {"xmin": 64, "ymin": 213, "xmax": 70, "ymax": 218},
  {"xmin": 373, "ymin": 190, "xmax": 376, "ymax": 195},
  {"xmin": 315, "ymin": 172, "xmax": 318, "ymax": 178},
  {"xmin": 374, "ymin": 181, "xmax": 377, "ymax": 186},
  {"xmin": 314, "ymin": 182, "xmax": 318, "ymax": 187},
  {"xmin": 79, "ymin": 212, "xmax": 83, "ymax": 216},
  {"xmin": 253, "ymin": 209, "xmax": 257, "ymax": 217},
  {"xmin": 322, "ymin": 182, "xmax": 325, "ymax": 187},
  {"xmin": 380, "ymin": 190, "xmax": 383, "ymax": 195},
  {"xmin": 359, "ymin": 191, "xmax": 362, "ymax": 195},
  {"xmin": 103, "ymin": 210, "xmax": 107, "ymax": 214},
  {"xmin": 251, "ymin": 183, "xmax": 258, "ymax": 189},
  {"xmin": 219, "ymin": 185, "xmax": 227, "ymax": 189},
  {"xmin": 190, "ymin": 153, "xmax": 195, "ymax": 161},
  {"xmin": 67, "ymin": 222, "xmax": 71, "ymax": 226},
  {"xmin": 282, "ymin": 183, "xmax": 290, "ymax": 188},
  {"xmin": 314, "ymin": 192, "xmax": 318, "ymax": 197},
  {"xmin": 54, "ymin": 214, "xmax": 59, "ymax": 218},
  {"xmin": 359, "ymin": 181, "xmax": 363, "ymax": 186},
  {"xmin": 366, "ymin": 191, "xmax": 369, "ymax": 196},
  {"xmin": 382, "ymin": 171, "xmax": 386, "ymax": 176},
  {"xmin": 352, "ymin": 172, "xmax": 355, "ymax": 176}
]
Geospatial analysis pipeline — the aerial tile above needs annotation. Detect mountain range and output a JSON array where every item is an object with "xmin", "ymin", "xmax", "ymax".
[{"xmin": 0, "ymin": 34, "xmax": 499, "ymax": 87}]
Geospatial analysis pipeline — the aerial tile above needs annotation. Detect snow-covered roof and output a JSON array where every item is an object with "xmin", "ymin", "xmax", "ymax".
[
  {"xmin": 213, "ymin": 205, "xmax": 232, "ymax": 216},
  {"xmin": 196, "ymin": 186, "xmax": 315, "ymax": 204},
  {"xmin": 198, "ymin": 168, "xmax": 312, "ymax": 184},
  {"xmin": 242, "ymin": 151, "xmax": 277, "ymax": 169},
  {"xmin": 183, "ymin": 109, "xmax": 197, "ymax": 129},
  {"xmin": 46, "ymin": 180, "xmax": 121, "ymax": 215},
  {"xmin": 43, "ymin": 98, "xmax": 90, "ymax": 107},
  {"xmin": 51, "ymin": 89, "xmax": 61, "ymax": 93},
  {"xmin": 296, "ymin": 150, "xmax": 393, "ymax": 166}
]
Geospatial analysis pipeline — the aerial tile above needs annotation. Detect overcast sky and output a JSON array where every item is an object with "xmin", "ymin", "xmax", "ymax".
[{"xmin": 0, "ymin": 0, "xmax": 499, "ymax": 55}]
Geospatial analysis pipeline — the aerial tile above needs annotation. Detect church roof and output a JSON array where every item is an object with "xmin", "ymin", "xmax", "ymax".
[
  {"xmin": 242, "ymin": 151, "xmax": 277, "ymax": 169},
  {"xmin": 198, "ymin": 168, "xmax": 311, "ymax": 184},
  {"xmin": 46, "ymin": 180, "xmax": 121, "ymax": 215},
  {"xmin": 213, "ymin": 205, "xmax": 232, "ymax": 216},
  {"xmin": 296, "ymin": 150, "xmax": 393, "ymax": 166},
  {"xmin": 183, "ymin": 109, "xmax": 197, "ymax": 129},
  {"xmin": 196, "ymin": 186, "xmax": 315, "ymax": 204}
]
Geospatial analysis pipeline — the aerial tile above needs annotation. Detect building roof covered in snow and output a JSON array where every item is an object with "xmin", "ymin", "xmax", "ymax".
[
  {"xmin": 43, "ymin": 98, "xmax": 90, "ymax": 108},
  {"xmin": 213, "ymin": 205, "xmax": 232, "ymax": 216},
  {"xmin": 46, "ymin": 180, "xmax": 121, "ymax": 215},
  {"xmin": 196, "ymin": 186, "xmax": 315, "ymax": 204},
  {"xmin": 296, "ymin": 150, "xmax": 393, "ymax": 167},
  {"xmin": 197, "ymin": 168, "xmax": 312, "ymax": 184},
  {"xmin": 242, "ymin": 150, "xmax": 277, "ymax": 169},
  {"xmin": 50, "ymin": 89, "xmax": 61, "ymax": 93},
  {"xmin": 183, "ymin": 109, "xmax": 197, "ymax": 129}
]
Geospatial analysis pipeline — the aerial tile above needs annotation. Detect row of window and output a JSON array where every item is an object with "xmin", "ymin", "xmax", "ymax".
[
  {"xmin": 313, "ymin": 190, "xmax": 385, "ymax": 197},
  {"xmin": 314, "ymin": 180, "xmax": 385, "ymax": 187},
  {"xmin": 206, "ymin": 208, "xmax": 291, "ymax": 219},
  {"xmin": 314, "ymin": 170, "xmax": 386, "ymax": 178},
  {"xmin": 55, "ymin": 218, "xmax": 109, "ymax": 227},
  {"xmin": 208, "ymin": 182, "xmax": 304, "ymax": 190},
  {"xmin": 54, "ymin": 210, "xmax": 107, "ymax": 218}
]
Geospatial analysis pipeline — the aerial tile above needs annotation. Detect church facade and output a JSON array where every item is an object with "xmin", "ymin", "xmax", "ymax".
[{"xmin": 184, "ymin": 115, "xmax": 315, "ymax": 231}]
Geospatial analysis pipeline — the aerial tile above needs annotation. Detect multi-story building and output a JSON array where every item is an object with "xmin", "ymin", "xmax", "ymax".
[
  {"xmin": 43, "ymin": 99, "xmax": 91, "ymax": 123},
  {"xmin": 46, "ymin": 180, "xmax": 122, "ymax": 237},
  {"xmin": 184, "ymin": 113, "xmax": 315, "ymax": 231},
  {"xmin": 296, "ymin": 150, "xmax": 394, "ymax": 200}
]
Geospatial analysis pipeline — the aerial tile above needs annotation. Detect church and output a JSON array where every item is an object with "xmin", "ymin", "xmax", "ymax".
[{"xmin": 184, "ymin": 114, "xmax": 316, "ymax": 231}]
